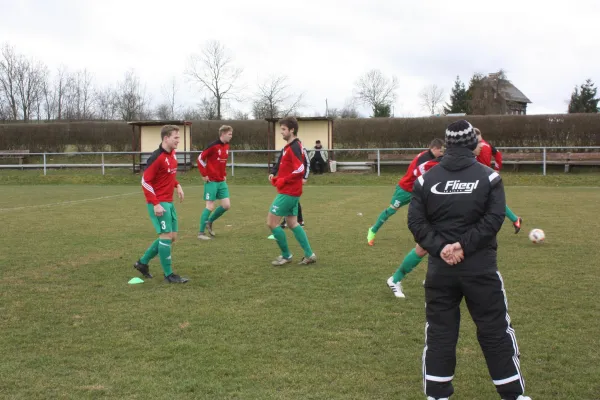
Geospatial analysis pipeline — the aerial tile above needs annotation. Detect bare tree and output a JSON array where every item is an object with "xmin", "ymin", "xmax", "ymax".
[
  {"xmin": 180, "ymin": 106, "xmax": 203, "ymax": 120},
  {"xmin": 154, "ymin": 103, "xmax": 172, "ymax": 120},
  {"xmin": 158, "ymin": 76, "xmax": 179, "ymax": 119},
  {"xmin": 14, "ymin": 55, "xmax": 46, "ymax": 121},
  {"xmin": 35, "ymin": 65, "xmax": 50, "ymax": 121},
  {"xmin": 353, "ymin": 69, "xmax": 398, "ymax": 117},
  {"xmin": 63, "ymin": 69, "xmax": 95, "ymax": 119},
  {"xmin": 41, "ymin": 70, "xmax": 56, "ymax": 120},
  {"xmin": 115, "ymin": 69, "xmax": 150, "ymax": 121},
  {"xmin": 231, "ymin": 109, "xmax": 249, "ymax": 120},
  {"xmin": 95, "ymin": 86, "xmax": 119, "ymax": 120},
  {"xmin": 420, "ymin": 84, "xmax": 445, "ymax": 115},
  {"xmin": 197, "ymin": 97, "xmax": 218, "ymax": 120},
  {"xmin": 327, "ymin": 98, "xmax": 360, "ymax": 118},
  {"xmin": 0, "ymin": 44, "xmax": 21, "ymax": 119},
  {"xmin": 185, "ymin": 40, "xmax": 243, "ymax": 120},
  {"xmin": 54, "ymin": 66, "xmax": 69, "ymax": 119},
  {"xmin": 252, "ymin": 74, "xmax": 303, "ymax": 119},
  {"xmin": 0, "ymin": 99, "xmax": 10, "ymax": 120}
]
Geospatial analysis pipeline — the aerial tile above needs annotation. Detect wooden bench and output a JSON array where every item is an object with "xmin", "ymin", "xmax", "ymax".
[
  {"xmin": 502, "ymin": 152, "xmax": 600, "ymax": 172},
  {"xmin": 367, "ymin": 153, "xmax": 416, "ymax": 163},
  {"xmin": 366, "ymin": 153, "xmax": 417, "ymax": 171},
  {"xmin": 0, "ymin": 150, "xmax": 30, "ymax": 164}
]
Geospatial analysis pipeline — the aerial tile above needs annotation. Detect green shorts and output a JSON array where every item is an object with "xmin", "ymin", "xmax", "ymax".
[
  {"xmin": 204, "ymin": 181, "xmax": 230, "ymax": 201},
  {"xmin": 147, "ymin": 202, "xmax": 178, "ymax": 234},
  {"xmin": 390, "ymin": 185, "xmax": 412, "ymax": 208},
  {"xmin": 269, "ymin": 194, "xmax": 299, "ymax": 217}
]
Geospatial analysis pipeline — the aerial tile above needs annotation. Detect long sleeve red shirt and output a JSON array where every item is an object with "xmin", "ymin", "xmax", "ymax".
[
  {"xmin": 142, "ymin": 146, "xmax": 179, "ymax": 205},
  {"xmin": 197, "ymin": 139, "xmax": 229, "ymax": 182},
  {"xmin": 271, "ymin": 139, "xmax": 306, "ymax": 197},
  {"xmin": 398, "ymin": 150, "xmax": 436, "ymax": 192},
  {"xmin": 476, "ymin": 139, "xmax": 502, "ymax": 171}
]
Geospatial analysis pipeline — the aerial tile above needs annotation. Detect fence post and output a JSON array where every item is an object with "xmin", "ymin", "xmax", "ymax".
[
  {"xmin": 101, "ymin": 153, "xmax": 105, "ymax": 175},
  {"xmin": 43, "ymin": 153, "xmax": 47, "ymax": 176},
  {"xmin": 377, "ymin": 149, "xmax": 381, "ymax": 176},
  {"xmin": 231, "ymin": 151, "xmax": 235, "ymax": 176},
  {"xmin": 543, "ymin": 147, "xmax": 547, "ymax": 176}
]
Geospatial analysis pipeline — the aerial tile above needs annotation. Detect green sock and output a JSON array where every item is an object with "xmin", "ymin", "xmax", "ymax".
[
  {"xmin": 140, "ymin": 239, "xmax": 159, "ymax": 264},
  {"xmin": 208, "ymin": 206, "xmax": 227, "ymax": 223},
  {"xmin": 271, "ymin": 226, "xmax": 291, "ymax": 259},
  {"xmin": 392, "ymin": 248, "xmax": 424, "ymax": 283},
  {"xmin": 371, "ymin": 207, "xmax": 397, "ymax": 233},
  {"xmin": 291, "ymin": 225, "xmax": 313, "ymax": 257},
  {"xmin": 199, "ymin": 208, "xmax": 211, "ymax": 232},
  {"xmin": 505, "ymin": 205, "xmax": 518, "ymax": 223},
  {"xmin": 158, "ymin": 239, "xmax": 173, "ymax": 276}
]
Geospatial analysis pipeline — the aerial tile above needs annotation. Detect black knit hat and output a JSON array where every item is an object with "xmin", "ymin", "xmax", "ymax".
[{"xmin": 445, "ymin": 120, "xmax": 478, "ymax": 150}]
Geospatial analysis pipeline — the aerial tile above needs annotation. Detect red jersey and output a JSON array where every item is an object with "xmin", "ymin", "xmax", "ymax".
[
  {"xmin": 271, "ymin": 138, "xmax": 305, "ymax": 197},
  {"xmin": 398, "ymin": 150, "xmax": 436, "ymax": 192},
  {"xmin": 197, "ymin": 139, "xmax": 229, "ymax": 182},
  {"xmin": 476, "ymin": 139, "xmax": 502, "ymax": 171},
  {"xmin": 142, "ymin": 146, "xmax": 179, "ymax": 205},
  {"xmin": 415, "ymin": 156, "xmax": 442, "ymax": 177}
]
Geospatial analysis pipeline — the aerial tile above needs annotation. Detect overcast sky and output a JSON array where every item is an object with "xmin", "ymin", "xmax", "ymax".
[{"xmin": 2, "ymin": 0, "xmax": 599, "ymax": 118}]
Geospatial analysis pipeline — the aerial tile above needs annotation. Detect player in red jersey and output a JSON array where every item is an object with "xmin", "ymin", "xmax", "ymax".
[
  {"xmin": 197, "ymin": 125, "xmax": 233, "ymax": 240},
  {"xmin": 367, "ymin": 139, "xmax": 445, "ymax": 246},
  {"xmin": 267, "ymin": 116, "xmax": 316, "ymax": 266},
  {"xmin": 385, "ymin": 138, "xmax": 483, "ymax": 298},
  {"xmin": 474, "ymin": 128, "xmax": 522, "ymax": 233},
  {"xmin": 134, "ymin": 125, "xmax": 188, "ymax": 283}
]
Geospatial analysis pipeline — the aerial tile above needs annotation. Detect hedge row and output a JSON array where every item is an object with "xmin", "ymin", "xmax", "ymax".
[
  {"xmin": 332, "ymin": 114, "xmax": 600, "ymax": 148},
  {"xmin": 1, "ymin": 114, "xmax": 599, "ymax": 153}
]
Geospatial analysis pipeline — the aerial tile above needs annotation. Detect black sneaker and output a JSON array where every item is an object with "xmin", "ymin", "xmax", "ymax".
[
  {"xmin": 299, "ymin": 221, "xmax": 305, "ymax": 227},
  {"xmin": 280, "ymin": 221, "xmax": 287, "ymax": 229},
  {"xmin": 164, "ymin": 273, "xmax": 189, "ymax": 283},
  {"xmin": 134, "ymin": 260, "xmax": 153, "ymax": 278},
  {"xmin": 206, "ymin": 221, "xmax": 215, "ymax": 236}
]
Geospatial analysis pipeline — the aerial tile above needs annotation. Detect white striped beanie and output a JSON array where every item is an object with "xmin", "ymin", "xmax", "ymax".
[{"xmin": 445, "ymin": 120, "xmax": 478, "ymax": 150}]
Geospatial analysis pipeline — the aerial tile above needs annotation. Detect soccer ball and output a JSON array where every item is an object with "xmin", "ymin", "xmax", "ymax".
[{"xmin": 528, "ymin": 229, "xmax": 545, "ymax": 244}]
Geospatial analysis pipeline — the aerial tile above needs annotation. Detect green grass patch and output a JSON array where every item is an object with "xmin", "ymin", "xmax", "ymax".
[
  {"xmin": 1, "ymin": 184, "xmax": 599, "ymax": 399},
  {"xmin": 1, "ymin": 166, "xmax": 600, "ymax": 187}
]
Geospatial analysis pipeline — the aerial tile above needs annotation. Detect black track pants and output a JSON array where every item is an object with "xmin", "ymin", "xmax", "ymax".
[{"xmin": 422, "ymin": 270, "xmax": 526, "ymax": 399}]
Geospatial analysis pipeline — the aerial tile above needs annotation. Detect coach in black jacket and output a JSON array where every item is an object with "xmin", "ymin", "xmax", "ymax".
[{"xmin": 407, "ymin": 120, "xmax": 529, "ymax": 400}]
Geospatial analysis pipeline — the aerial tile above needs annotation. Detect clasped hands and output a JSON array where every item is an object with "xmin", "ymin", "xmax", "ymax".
[{"xmin": 441, "ymin": 242, "xmax": 464, "ymax": 266}]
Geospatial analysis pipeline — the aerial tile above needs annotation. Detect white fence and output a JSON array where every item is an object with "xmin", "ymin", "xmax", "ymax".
[{"xmin": 1, "ymin": 147, "xmax": 600, "ymax": 176}]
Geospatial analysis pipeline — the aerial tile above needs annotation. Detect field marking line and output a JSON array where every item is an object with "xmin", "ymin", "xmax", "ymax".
[{"xmin": 0, "ymin": 191, "xmax": 139, "ymax": 212}]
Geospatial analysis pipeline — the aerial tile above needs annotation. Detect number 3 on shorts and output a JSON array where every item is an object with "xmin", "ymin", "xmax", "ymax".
[{"xmin": 161, "ymin": 221, "xmax": 166, "ymax": 230}]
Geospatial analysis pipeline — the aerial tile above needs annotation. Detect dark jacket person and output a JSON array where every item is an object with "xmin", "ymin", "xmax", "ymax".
[{"xmin": 407, "ymin": 120, "xmax": 529, "ymax": 400}]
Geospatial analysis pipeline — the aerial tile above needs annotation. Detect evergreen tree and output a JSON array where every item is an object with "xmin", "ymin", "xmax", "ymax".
[
  {"xmin": 568, "ymin": 79, "xmax": 599, "ymax": 113},
  {"xmin": 371, "ymin": 103, "xmax": 391, "ymax": 117},
  {"xmin": 443, "ymin": 76, "xmax": 468, "ymax": 114},
  {"xmin": 465, "ymin": 73, "xmax": 484, "ymax": 114}
]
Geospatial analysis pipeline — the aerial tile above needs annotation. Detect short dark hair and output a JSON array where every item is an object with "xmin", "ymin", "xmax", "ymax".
[
  {"xmin": 161, "ymin": 125, "xmax": 179, "ymax": 140},
  {"xmin": 429, "ymin": 138, "xmax": 444, "ymax": 149},
  {"xmin": 316, "ymin": 140, "xmax": 321, "ymax": 144},
  {"xmin": 279, "ymin": 116, "xmax": 299, "ymax": 135}
]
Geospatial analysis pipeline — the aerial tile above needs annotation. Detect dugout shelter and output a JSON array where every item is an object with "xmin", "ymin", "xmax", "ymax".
[
  {"xmin": 128, "ymin": 120, "xmax": 193, "ymax": 172},
  {"xmin": 265, "ymin": 117, "xmax": 334, "ymax": 166}
]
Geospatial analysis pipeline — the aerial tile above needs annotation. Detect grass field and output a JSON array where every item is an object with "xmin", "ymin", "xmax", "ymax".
[{"xmin": 1, "ymin": 171, "xmax": 600, "ymax": 399}]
